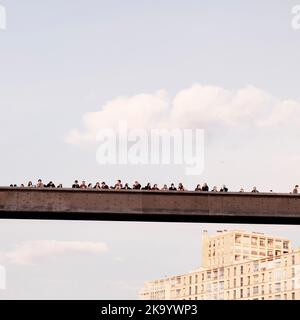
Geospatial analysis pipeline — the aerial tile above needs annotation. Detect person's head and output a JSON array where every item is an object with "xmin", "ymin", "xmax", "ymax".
[
  {"xmin": 75, "ymin": 180, "xmax": 78, "ymax": 184},
  {"xmin": 253, "ymin": 186, "xmax": 257, "ymax": 190},
  {"xmin": 196, "ymin": 184, "xmax": 201, "ymax": 188},
  {"xmin": 38, "ymin": 179, "xmax": 42, "ymax": 183},
  {"xmin": 28, "ymin": 181, "xmax": 33, "ymax": 186},
  {"xmin": 82, "ymin": 181, "xmax": 86, "ymax": 184},
  {"xmin": 213, "ymin": 186, "xmax": 218, "ymax": 191},
  {"xmin": 295, "ymin": 185, "xmax": 299, "ymax": 188},
  {"xmin": 88, "ymin": 183, "xmax": 92, "ymax": 188},
  {"xmin": 240, "ymin": 188, "xmax": 244, "ymax": 192},
  {"xmin": 163, "ymin": 184, "xmax": 167, "ymax": 189},
  {"xmin": 117, "ymin": 180, "xmax": 121, "ymax": 184},
  {"xmin": 203, "ymin": 183, "xmax": 207, "ymax": 187}
]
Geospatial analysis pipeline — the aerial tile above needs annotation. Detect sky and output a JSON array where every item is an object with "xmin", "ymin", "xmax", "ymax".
[{"xmin": 0, "ymin": 0, "xmax": 300, "ymax": 299}]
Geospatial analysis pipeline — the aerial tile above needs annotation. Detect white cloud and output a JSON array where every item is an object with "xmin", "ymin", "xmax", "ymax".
[
  {"xmin": 0, "ymin": 240, "xmax": 109, "ymax": 266},
  {"xmin": 65, "ymin": 84, "xmax": 300, "ymax": 145}
]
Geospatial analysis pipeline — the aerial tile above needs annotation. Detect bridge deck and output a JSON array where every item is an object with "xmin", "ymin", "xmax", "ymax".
[{"xmin": 1, "ymin": 187, "xmax": 300, "ymax": 224}]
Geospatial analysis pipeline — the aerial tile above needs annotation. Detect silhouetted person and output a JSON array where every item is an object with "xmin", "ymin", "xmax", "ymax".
[
  {"xmin": 36, "ymin": 179, "xmax": 44, "ymax": 188},
  {"xmin": 293, "ymin": 185, "xmax": 299, "ymax": 194},
  {"xmin": 169, "ymin": 183, "xmax": 177, "ymax": 191},
  {"xmin": 46, "ymin": 181, "xmax": 56, "ymax": 188},
  {"xmin": 151, "ymin": 184, "xmax": 159, "ymax": 190},
  {"xmin": 251, "ymin": 186, "xmax": 259, "ymax": 193},
  {"xmin": 101, "ymin": 182, "xmax": 109, "ymax": 189},
  {"xmin": 80, "ymin": 181, "xmax": 87, "ymax": 189},
  {"xmin": 195, "ymin": 184, "xmax": 202, "ymax": 191},
  {"xmin": 178, "ymin": 183, "xmax": 185, "ymax": 191},
  {"xmin": 133, "ymin": 181, "xmax": 141, "ymax": 190},
  {"xmin": 142, "ymin": 183, "xmax": 151, "ymax": 190},
  {"xmin": 72, "ymin": 180, "xmax": 80, "ymax": 188},
  {"xmin": 202, "ymin": 183, "xmax": 209, "ymax": 191},
  {"xmin": 220, "ymin": 185, "xmax": 228, "ymax": 192}
]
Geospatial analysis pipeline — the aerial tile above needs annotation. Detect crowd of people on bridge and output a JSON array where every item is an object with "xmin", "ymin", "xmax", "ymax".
[
  {"xmin": 6, "ymin": 180, "xmax": 300, "ymax": 194},
  {"xmin": 7, "ymin": 179, "xmax": 293, "ymax": 193}
]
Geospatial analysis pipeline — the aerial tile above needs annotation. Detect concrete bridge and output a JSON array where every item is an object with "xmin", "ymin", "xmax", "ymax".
[{"xmin": 1, "ymin": 187, "xmax": 300, "ymax": 224}]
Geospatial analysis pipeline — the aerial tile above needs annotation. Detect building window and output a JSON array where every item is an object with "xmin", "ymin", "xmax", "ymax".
[
  {"xmin": 292, "ymin": 292, "xmax": 295, "ymax": 300},
  {"xmin": 268, "ymin": 272, "xmax": 272, "ymax": 282},
  {"xmin": 284, "ymin": 294, "xmax": 287, "ymax": 300},
  {"xmin": 233, "ymin": 290, "xmax": 236, "ymax": 300},
  {"xmin": 202, "ymin": 273, "xmax": 204, "ymax": 281},
  {"xmin": 275, "ymin": 282, "xmax": 281, "ymax": 293},
  {"xmin": 219, "ymin": 281, "xmax": 224, "ymax": 291},
  {"xmin": 251, "ymin": 237, "xmax": 258, "ymax": 246},
  {"xmin": 260, "ymin": 238, "xmax": 265, "ymax": 246},
  {"xmin": 243, "ymin": 235, "xmax": 251, "ymax": 245},
  {"xmin": 247, "ymin": 287, "xmax": 250, "ymax": 297},
  {"xmin": 261, "ymin": 285, "xmax": 264, "ymax": 295},
  {"xmin": 234, "ymin": 278, "xmax": 237, "ymax": 287},
  {"xmin": 219, "ymin": 268, "xmax": 224, "ymax": 278},
  {"xmin": 207, "ymin": 271, "xmax": 211, "ymax": 279},
  {"xmin": 240, "ymin": 277, "xmax": 243, "ymax": 286},
  {"xmin": 195, "ymin": 275, "xmax": 198, "ymax": 283},
  {"xmin": 269, "ymin": 284, "xmax": 272, "ymax": 294},
  {"xmin": 189, "ymin": 276, "xmax": 192, "ymax": 285},
  {"xmin": 275, "ymin": 295, "xmax": 281, "ymax": 300},
  {"xmin": 195, "ymin": 286, "xmax": 198, "ymax": 294},
  {"xmin": 235, "ymin": 235, "xmax": 241, "ymax": 243},
  {"xmin": 247, "ymin": 276, "xmax": 251, "ymax": 285},
  {"xmin": 253, "ymin": 286, "xmax": 259, "ymax": 295},
  {"xmin": 240, "ymin": 266, "xmax": 244, "ymax": 274},
  {"xmin": 283, "ymin": 241, "xmax": 289, "ymax": 249},
  {"xmin": 240, "ymin": 289, "xmax": 243, "ymax": 298},
  {"xmin": 189, "ymin": 287, "xmax": 192, "ymax": 295},
  {"xmin": 234, "ymin": 267, "xmax": 237, "ymax": 276},
  {"xmin": 213, "ymin": 270, "xmax": 218, "ymax": 280},
  {"xmin": 267, "ymin": 239, "xmax": 273, "ymax": 246}
]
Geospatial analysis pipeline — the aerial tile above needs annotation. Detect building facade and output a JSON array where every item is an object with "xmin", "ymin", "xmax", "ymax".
[{"xmin": 140, "ymin": 230, "xmax": 300, "ymax": 300}]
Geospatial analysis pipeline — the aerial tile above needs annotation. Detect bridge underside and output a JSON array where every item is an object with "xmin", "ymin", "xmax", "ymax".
[{"xmin": 0, "ymin": 188, "xmax": 300, "ymax": 224}]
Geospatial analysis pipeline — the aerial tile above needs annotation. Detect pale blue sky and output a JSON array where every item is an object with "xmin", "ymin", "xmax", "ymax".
[{"xmin": 1, "ymin": 0, "xmax": 300, "ymax": 299}]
